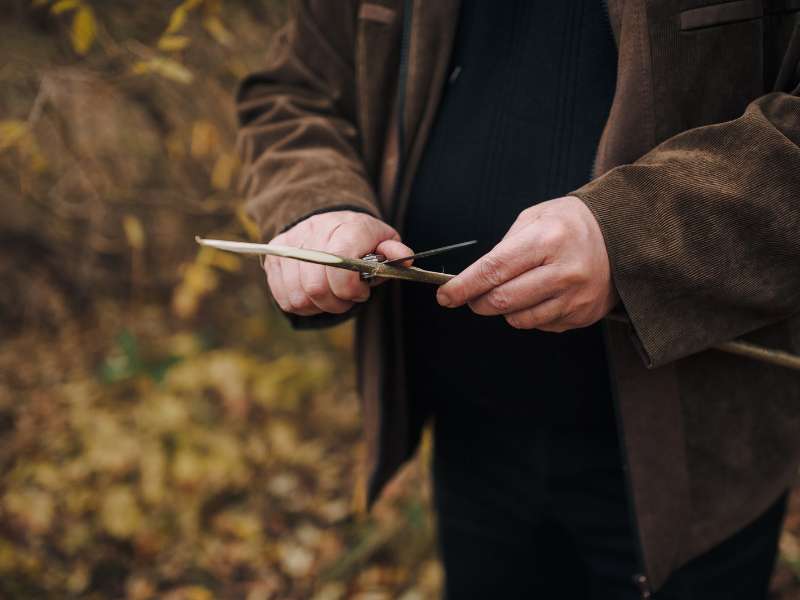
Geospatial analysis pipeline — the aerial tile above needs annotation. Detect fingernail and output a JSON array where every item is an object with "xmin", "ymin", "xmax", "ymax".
[{"xmin": 437, "ymin": 291, "xmax": 452, "ymax": 307}]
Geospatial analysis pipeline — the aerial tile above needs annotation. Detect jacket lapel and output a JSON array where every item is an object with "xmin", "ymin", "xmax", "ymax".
[{"xmin": 594, "ymin": 0, "xmax": 657, "ymax": 176}]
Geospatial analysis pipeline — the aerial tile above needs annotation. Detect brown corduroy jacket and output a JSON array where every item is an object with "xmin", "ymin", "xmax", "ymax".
[{"xmin": 237, "ymin": 0, "xmax": 800, "ymax": 593}]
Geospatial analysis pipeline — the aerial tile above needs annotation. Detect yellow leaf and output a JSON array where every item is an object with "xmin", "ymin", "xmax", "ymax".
[
  {"xmin": 133, "ymin": 57, "xmax": 194, "ymax": 85},
  {"xmin": 131, "ymin": 61, "xmax": 151, "ymax": 76},
  {"xmin": 70, "ymin": 6, "xmax": 96, "ymax": 55},
  {"xmin": 165, "ymin": 0, "xmax": 202, "ymax": 34},
  {"xmin": 172, "ymin": 449, "xmax": 204, "ymax": 487},
  {"xmin": 51, "ymin": 0, "xmax": 79, "ymax": 14},
  {"xmin": 207, "ymin": 249, "xmax": 241, "ymax": 273},
  {"xmin": 190, "ymin": 120, "xmax": 217, "ymax": 158},
  {"xmin": 153, "ymin": 57, "xmax": 194, "ymax": 84},
  {"xmin": 210, "ymin": 152, "xmax": 237, "ymax": 190},
  {"xmin": 0, "ymin": 120, "xmax": 28, "ymax": 152},
  {"xmin": 203, "ymin": 16, "xmax": 233, "ymax": 46},
  {"xmin": 165, "ymin": 6, "xmax": 188, "ymax": 34},
  {"xmin": 3, "ymin": 489, "xmax": 54, "ymax": 534},
  {"xmin": 122, "ymin": 214, "xmax": 145, "ymax": 250},
  {"xmin": 163, "ymin": 586, "xmax": 214, "ymax": 600},
  {"xmin": 100, "ymin": 487, "xmax": 143, "ymax": 539},
  {"xmin": 24, "ymin": 140, "xmax": 49, "ymax": 172},
  {"xmin": 183, "ymin": 262, "xmax": 218, "ymax": 294},
  {"xmin": 158, "ymin": 34, "xmax": 191, "ymax": 52},
  {"xmin": 172, "ymin": 261, "xmax": 217, "ymax": 318},
  {"xmin": 236, "ymin": 206, "xmax": 261, "ymax": 241},
  {"xmin": 172, "ymin": 286, "xmax": 198, "ymax": 319}
]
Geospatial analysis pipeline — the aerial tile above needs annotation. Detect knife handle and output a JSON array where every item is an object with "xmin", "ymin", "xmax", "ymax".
[{"xmin": 359, "ymin": 253, "xmax": 386, "ymax": 280}]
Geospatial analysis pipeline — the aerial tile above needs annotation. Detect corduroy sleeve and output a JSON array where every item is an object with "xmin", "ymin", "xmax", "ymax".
[
  {"xmin": 236, "ymin": 0, "xmax": 381, "ymax": 244},
  {"xmin": 571, "ymin": 91, "xmax": 800, "ymax": 367}
]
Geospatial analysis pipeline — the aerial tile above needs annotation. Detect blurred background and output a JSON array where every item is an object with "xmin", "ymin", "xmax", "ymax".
[
  {"xmin": 0, "ymin": 2, "xmax": 438, "ymax": 598},
  {"xmin": 1, "ymin": 1, "xmax": 800, "ymax": 599}
]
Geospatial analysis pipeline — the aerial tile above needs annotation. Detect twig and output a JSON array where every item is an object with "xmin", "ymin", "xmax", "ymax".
[{"xmin": 605, "ymin": 312, "xmax": 800, "ymax": 371}]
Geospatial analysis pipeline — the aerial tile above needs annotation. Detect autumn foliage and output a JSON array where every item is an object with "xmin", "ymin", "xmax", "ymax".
[{"xmin": 0, "ymin": 2, "xmax": 440, "ymax": 598}]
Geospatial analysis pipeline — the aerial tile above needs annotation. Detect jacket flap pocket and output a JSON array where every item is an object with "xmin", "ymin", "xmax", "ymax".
[
  {"xmin": 680, "ymin": 0, "xmax": 763, "ymax": 30},
  {"xmin": 358, "ymin": 3, "xmax": 396, "ymax": 25}
]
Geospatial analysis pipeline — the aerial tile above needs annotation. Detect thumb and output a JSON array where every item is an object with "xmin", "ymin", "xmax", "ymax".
[{"xmin": 375, "ymin": 239, "xmax": 414, "ymax": 265}]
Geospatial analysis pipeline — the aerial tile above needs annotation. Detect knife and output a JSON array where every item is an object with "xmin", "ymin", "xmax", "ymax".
[{"xmin": 195, "ymin": 237, "xmax": 474, "ymax": 285}]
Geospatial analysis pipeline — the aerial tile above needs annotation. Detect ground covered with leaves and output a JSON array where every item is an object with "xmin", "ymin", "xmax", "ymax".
[
  {"xmin": 0, "ymin": 289, "xmax": 441, "ymax": 600},
  {"xmin": 1, "ymin": 2, "xmax": 439, "ymax": 598}
]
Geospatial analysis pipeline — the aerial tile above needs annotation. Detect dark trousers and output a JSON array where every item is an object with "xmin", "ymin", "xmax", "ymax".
[{"xmin": 432, "ymin": 403, "xmax": 787, "ymax": 600}]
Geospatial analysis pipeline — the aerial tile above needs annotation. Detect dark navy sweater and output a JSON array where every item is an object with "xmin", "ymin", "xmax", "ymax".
[{"xmin": 401, "ymin": 0, "xmax": 619, "ymax": 434}]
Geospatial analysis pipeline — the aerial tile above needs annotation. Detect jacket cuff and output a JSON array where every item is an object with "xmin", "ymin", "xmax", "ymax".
[
  {"xmin": 571, "ymin": 173, "xmax": 682, "ymax": 368},
  {"xmin": 282, "ymin": 301, "xmax": 362, "ymax": 330}
]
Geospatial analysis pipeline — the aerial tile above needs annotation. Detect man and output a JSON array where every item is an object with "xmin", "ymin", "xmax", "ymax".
[{"xmin": 237, "ymin": 1, "xmax": 800, "ymax": 598}]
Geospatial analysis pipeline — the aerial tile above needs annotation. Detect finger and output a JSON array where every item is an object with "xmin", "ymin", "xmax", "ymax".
[
  {"xmin": 300, "ymin": 262, "xmax": 353, "ymax": 314},
  {"xmin": 365, "ymin": 238, "xmax": 417, "ymax": 288},
  {"xmin": 325, "ymin": 222, "xmax": 401, "ymax": 296},
  {"xmin": 364, "ymin": 218, "xmax": 402, "ymax": 249},
  {"xmin": 329, "ymin": 218, "xmax": 400, "ymax": 258},
  {"xmin": 375, "ymin": 239, "xmax": 415, "ymax": 265},
  {"xmin": 327, "ymin": 266, "xmax": 370, "ymax": 303},
  {"xmin": 265, "ymin": 255, "xmax": 291, "ymax": 312},
  {"xmin": 436, "ymin": 237, "xmax": 544, "ymax": 308},
  {"xmin": 504, "ymin": 297, "xmax": 566, "ymax": 331},
  {"xmin": 282, "ymin": 258, "xmax": 321, "ymax": 316},
  {"xmin": 467, "ymin": 265, "xmax": 561, "ymax": 316}
]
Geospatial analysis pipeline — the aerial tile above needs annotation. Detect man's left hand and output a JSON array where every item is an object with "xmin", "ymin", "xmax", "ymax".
[{"xmin": 436, "ymin": 196, "xmax": 618, "ymax": 332}]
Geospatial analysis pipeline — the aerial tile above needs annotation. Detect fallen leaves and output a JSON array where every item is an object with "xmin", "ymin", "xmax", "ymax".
[{"xmin": 0, "ymin": 301, "xmax": 440, "ymax": 598}]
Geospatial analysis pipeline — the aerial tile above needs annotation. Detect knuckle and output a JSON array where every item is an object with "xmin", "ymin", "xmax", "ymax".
[
  {"xmin": 304, "ymin": 279, "xmax": 330, "ymax": 300},
  {"xmin": 329, "ymin": 267, "xmax": 371, "ymax": 304},
  {"xmin": 479, "ymin": 256, "xmax": 505, "ymax": 287},
  {"xmin": 345, "ymin": 280, "xmax": 368, "ymax": 301},
  {"xmin": 567, "ymin": 292, "xmax": 592, "ymax": 314},
  {"xmin": 487, "ymin": 289, "xmax": 511, "ymax": 312},
  {"xmin": 561, "ymin": 269, "xmax": 584, "ymax": 287},
  {"xmin": 556, "ymin": 266, "xmax": 585, "ymax": 288},
  {"xmin": 274, "ymin": 297, "xmax": 292, "ymax": 312},
  {"xmin": 287, "ymin": 291, "xmax": 311, "ymax": 312},
  {"xmin": 573, "ymin": 264, "xmax": 592, "ymax": 283},
  {"xmin": 550, "ymin": 305, "xmax": 569, "ymax": 323},
  {"xmin": 541, "ymin": 221, "xmax": 568, "ymax": 247},
  {"xmin": 332, "ymin": 273, "xmax": 365, "ymax": 300},
  {"xmin": 505, "ymin": 313, "xmax": 528, "ymax": 330}
]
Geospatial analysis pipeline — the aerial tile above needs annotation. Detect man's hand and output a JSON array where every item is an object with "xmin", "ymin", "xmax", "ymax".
[
  {"xmin": 264, "ymin": 210, "xmax": 413, "ymax": 316},
  {"xmin": 436, "ymin": 196, "xmax": 617, "ymax": 332}
]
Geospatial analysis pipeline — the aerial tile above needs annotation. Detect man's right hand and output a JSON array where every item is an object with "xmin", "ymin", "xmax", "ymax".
[{"xmin": 263, "ymin": 210, "xmax": 413, "ymax": 316}]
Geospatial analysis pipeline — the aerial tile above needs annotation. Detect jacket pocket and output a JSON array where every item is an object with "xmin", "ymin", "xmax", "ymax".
[
  {"xmin": 358, "ymin": 3, "xmax": 396, "ymax": 26},
  {"xmin": 679, "ymin": 0, "xmax": 763, "ymax": 31}
]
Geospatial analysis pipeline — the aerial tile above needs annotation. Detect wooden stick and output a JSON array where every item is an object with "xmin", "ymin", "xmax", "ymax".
[{"xmin": 605, "ymin": 312, "xmax": 800, "ymax": 371}]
